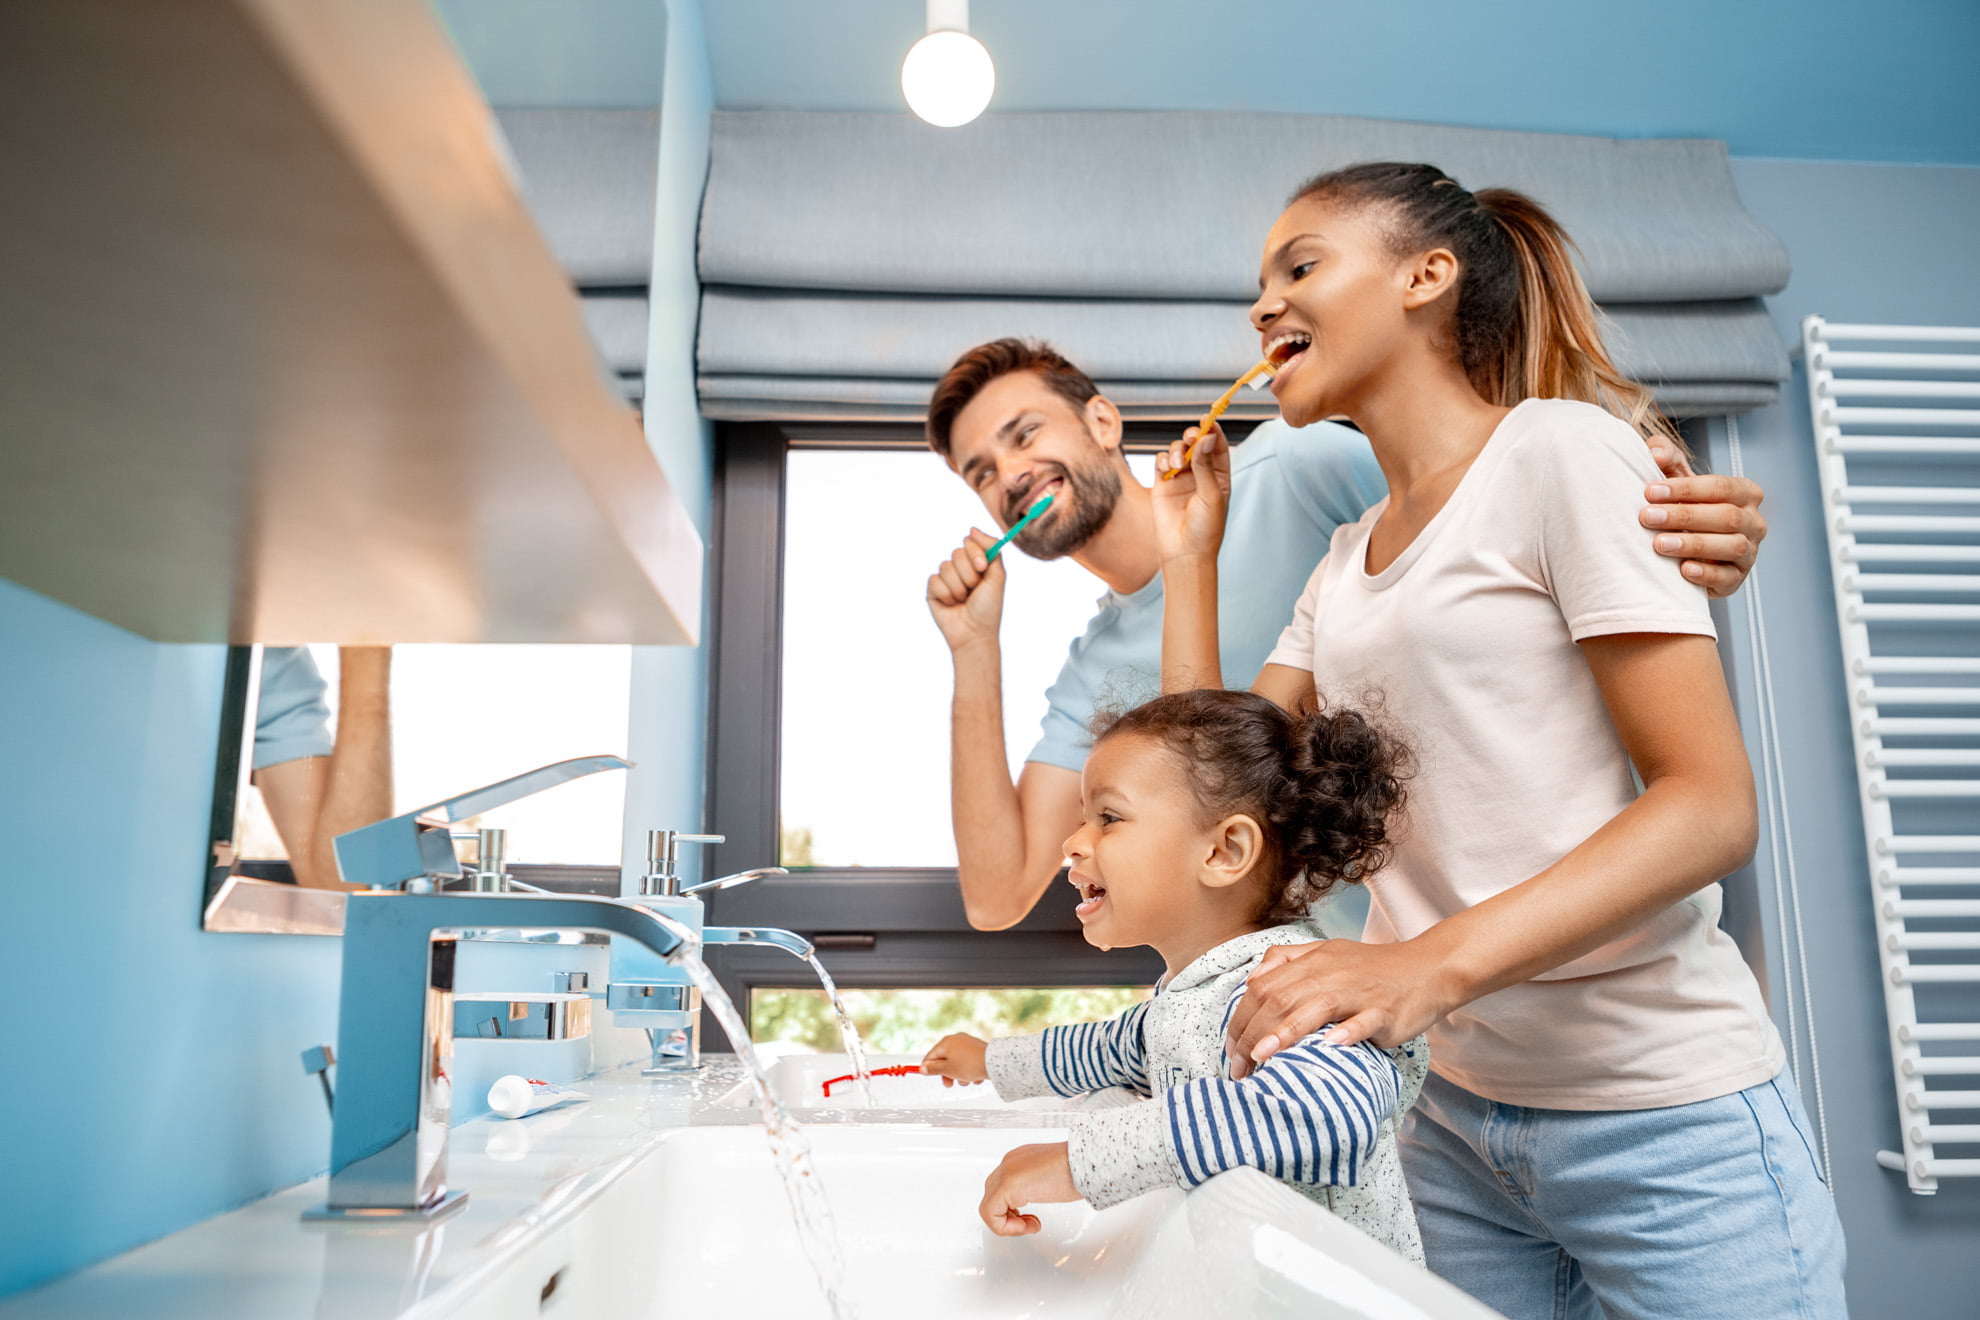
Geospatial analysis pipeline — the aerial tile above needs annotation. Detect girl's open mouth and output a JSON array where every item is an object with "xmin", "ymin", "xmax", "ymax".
[{"xmin": 1073, "ymin": 881, "xmax": 1107, "ymax": 920}]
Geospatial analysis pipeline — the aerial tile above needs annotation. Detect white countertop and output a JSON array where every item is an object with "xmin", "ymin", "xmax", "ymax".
[{"xmin": 2, "ymin": 1060, "xmax": 1077, "ymax": 1320}]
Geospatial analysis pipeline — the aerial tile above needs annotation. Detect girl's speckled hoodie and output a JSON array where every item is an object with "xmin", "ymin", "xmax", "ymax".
[{"xmin": 985, "ymin": 921, "xmax": 1427, "ymax": 1261}]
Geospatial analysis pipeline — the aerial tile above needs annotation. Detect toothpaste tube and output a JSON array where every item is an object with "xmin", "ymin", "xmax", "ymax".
[{"xmin": 487, "ymin": 1074, "xmax": 589, "ymax": 1120}]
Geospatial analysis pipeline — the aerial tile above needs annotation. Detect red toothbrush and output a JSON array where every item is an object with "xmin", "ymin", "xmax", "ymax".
[{"xmin": 821, "ymin": 1065, "xmax": 921, "ymax": 1098}]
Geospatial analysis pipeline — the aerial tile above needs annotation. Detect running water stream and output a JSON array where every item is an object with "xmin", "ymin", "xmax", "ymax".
[
  {"xmin": 671, "ymin": 948, "xmax": 860, "ymax": 1320},
  {"xmin": 804, "ymin": 952, "xmax": 874, "ymax": 1107}
]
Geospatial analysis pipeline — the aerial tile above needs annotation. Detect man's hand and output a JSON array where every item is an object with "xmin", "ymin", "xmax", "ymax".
[
  {"xmin": 1224, "ymin": 939, "xmax": 1459, "ymax": 1078},
  {"xmin": 922, "ymin": 1033, "xmax": 990, "ymax": 1087},
  {"xmin": 1151, "ymin": 424, "xmax": 1233, "ymax": 565},
  {"xmin": 979, "ymin": 1142, "xmax": 1079, "ymax": 1236},
  {"xmin": 927, "ymin": 529, "xmax": 1006, "ymax": 652},
  {"xmin": 1643, "ymin": 444, "xmax": 1767, "ymax": 599}
]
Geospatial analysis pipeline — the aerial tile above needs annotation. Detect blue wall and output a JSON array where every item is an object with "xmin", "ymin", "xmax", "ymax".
[
  {"xmin": 431, "ymin": 0, "xmax": 667, "ymax": 107},
  {"xmin": 0, "ymin": 0, "xmax": 715, "ymax": 1299},
  {"xmin": 1718, "ymin": 157, "xmax": 1980, "ymax": 1319},
  {"xmin": 0, "ymin": 583, "xmax": 344, "ymax": 1295},
  {"xmin": 704, "ymin": 0, "xmax": 1980, "ymax": 166}
]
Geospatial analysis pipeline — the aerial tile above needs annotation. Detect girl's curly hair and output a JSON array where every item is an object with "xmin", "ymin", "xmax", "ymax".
[{"xmin": 1092, "ymin": 689, "xmax": 1409, "ymax": 923}]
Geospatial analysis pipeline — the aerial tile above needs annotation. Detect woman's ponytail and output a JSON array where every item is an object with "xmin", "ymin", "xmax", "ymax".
[
  {"xmin": 1292, "ymin": 164, "xmax": 1684, "ymax": 456},
  {"xmin": 1473, "ymin": 189, "xmax": 1680, "ymax": 451}
]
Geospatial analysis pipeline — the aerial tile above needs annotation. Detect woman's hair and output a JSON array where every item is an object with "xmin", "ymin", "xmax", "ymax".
[
  {"xmin": 1092, "ymin": 689, "xmax": 1409, "ymax": 923},
  {"xmin": 1291, "ymin": 162, "xmax": 1682, "ymax": 453}
]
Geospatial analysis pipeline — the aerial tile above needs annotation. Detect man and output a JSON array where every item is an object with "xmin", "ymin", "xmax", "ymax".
[
  {"xmin": 250, "ymin": 645, "xmax": 394, "ymax": 890},
  {"xmin": 923, "ymin": 339, "xmax": 1767, "ymax": 931}
]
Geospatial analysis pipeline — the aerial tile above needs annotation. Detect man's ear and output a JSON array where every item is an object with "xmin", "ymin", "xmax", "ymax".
[
  {"xmin": 1401, "ymin": 246, "xmax": 1461, "ymax": 313},
  {"xmin": 1084, "ymin": 393, "xmax": 1125, "ymax": 455},
  {"xmin": 1201, "ymin": 814, "xmax": 1266, "ymax": 890}
]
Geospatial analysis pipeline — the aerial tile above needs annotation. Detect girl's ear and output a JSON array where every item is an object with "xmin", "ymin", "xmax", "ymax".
[
  {"xmin": 1201, "ymin": 814, "xmax": 1267, "ymax": 890},
  {"xmin": 1401, "ymin": 246, "xmax": 1461, "ymax": 312}
]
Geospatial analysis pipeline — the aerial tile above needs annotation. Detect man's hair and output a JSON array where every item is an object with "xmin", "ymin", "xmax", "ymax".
[{"xmin": 926, "ymin": 338, "xmax": 1099, "ymax": 458}]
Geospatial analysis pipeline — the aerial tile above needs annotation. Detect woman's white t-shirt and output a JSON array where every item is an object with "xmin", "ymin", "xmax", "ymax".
[{"xmin": 1266, "ymin": 398, "xmax": 1783, "ymax": 1110}]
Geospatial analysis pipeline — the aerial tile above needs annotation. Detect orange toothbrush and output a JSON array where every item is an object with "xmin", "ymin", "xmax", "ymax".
[{"xmin": 1161, "ymin": 359, "xmax": 1276, "ymax": 481}]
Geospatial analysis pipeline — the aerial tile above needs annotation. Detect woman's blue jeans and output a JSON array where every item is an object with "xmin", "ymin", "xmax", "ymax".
[{"xmin": 1401, "ymin": 1069, "xmax": 1847, "ymax": 1319}]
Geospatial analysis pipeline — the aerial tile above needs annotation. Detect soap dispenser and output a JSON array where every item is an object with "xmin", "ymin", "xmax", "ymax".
[{"xmin": 609, "ymin": 829, "xmax": 723, "ymax": 1071}]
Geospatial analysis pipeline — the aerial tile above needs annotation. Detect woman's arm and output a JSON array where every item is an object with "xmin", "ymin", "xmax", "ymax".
[
  {"xmin": 1153, "ymin": 425, "xmax": 1234, "ymax": 692},
  {"xmin": 1225, "ymin": 631, "xmax": 1757, "ymax": 1069}
]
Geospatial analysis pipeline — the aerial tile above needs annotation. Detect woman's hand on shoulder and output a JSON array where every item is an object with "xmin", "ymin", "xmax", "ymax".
[
  {"xmin": 1642, "ymin": 445, "xmax": 1767, "ymax": 599},
  {"xmin": 1225, "ymin": 938, "xmax": 1460, "ymax": 1077},
  {"xmin": 1152, "ymin": 423, "xmax": 1233, "ymax": 566}
]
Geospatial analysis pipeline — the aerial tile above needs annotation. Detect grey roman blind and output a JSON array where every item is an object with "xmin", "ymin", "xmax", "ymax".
[
  {"xmin": 697, "ymin": 111, "xmax": 1792, "ymax": 421},
  {"xmin": 495, "ymin": 108, "xmax": 658, "ymax": 403}
]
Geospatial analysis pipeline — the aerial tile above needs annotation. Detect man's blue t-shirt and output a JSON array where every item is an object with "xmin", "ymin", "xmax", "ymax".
[
  {"xmin": 1022, "ymin": 419, "xmax": 1386, "ymax": 933},
  {"xmin": 255, "ymin": 646, "xmax": 334, "ymax": 771},
  {"xmin": 1027, "ymin": 419, "xmax": 1386, "ymax": 772}
]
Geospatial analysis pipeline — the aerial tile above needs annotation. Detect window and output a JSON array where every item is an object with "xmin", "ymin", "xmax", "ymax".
[
  {"xmin": 701, "ymin": 424, "xmax": 1169, "ymax": 1038},
  {"xmin": 752, "ymin": 986, "xmax": 1153, "ymax": 1053},
  {"xmin": 780, "ymin": 449, "xmax": 1158, "ymax": 867}
]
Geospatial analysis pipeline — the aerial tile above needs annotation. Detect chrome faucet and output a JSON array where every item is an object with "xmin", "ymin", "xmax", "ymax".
[
  {"xmin": 305, "ymin": 890, "xmax": 695, "ymax": 1222},
  {"xmin": 612, "ymin": 830, "xmax": 805, "ymax": 1072},
  {"xmin": 334, "ymin": 755, "xmax": 632, "ymax": 891},
  {"xmin": 703, "ymin": 925, "xmax": 814, "ymax": 960},
  {"xmin": 636, "ymin": 828, "xmax": 790, "ymax": 897}
]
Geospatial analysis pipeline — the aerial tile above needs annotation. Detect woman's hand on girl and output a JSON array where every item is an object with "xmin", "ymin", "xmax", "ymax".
[
  {"xmin": 922, "ymin": 1032, "xmax": 990, "ymax": 1086},
  {"xmin": 1224, "ymin": 938, "xmax": 1461, "ymax": 1077},
  {"xmin": 1151, "ymin": 423, "xmax": 1233, "ymax": 565},
  {"xmin": 979, "ymin": 1142, "xmax": 1079, "ymax": 1236}
]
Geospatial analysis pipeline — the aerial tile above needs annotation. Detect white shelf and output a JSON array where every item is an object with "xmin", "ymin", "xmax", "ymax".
[{"xmin": 0, "ymin": 0, "xmax": 701, "ymax": 644}]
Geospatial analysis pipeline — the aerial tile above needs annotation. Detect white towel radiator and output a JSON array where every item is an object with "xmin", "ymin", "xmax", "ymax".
[{"xmin": 1804, "ymin": 315, "xmax": 1980, "ymax": 1194}]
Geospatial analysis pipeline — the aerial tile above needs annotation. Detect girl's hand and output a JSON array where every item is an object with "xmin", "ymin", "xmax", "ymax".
[
  {"xmin": 1151, "ymin": 424, "xmax": 1232, "ymax": 565},
  {"xmin": 921, "ymin": 1033, "xmax": 990, "ymax": 1086},
  {"xmin": 1224, "ymin": 939, "xmax": 1462, "ymax": 1078},
  {"xmin": 979, "ymin": 1142, "xmax": 1079, "ymax": 1236}
]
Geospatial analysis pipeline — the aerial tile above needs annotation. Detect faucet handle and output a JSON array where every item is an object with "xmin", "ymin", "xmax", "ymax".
[
  {"xmin": 645, "ymin": 829, "xmax": 723, "ymax": 864},
  {"xmin": 640, "ymin": 829, "xmax": 725, "ymax": 896},
  {"xmin": 680, "ymin": 866, "xmax": 789, "ymax": 896}
]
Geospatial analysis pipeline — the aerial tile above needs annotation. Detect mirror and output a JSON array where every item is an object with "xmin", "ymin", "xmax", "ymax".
[{"xmin": 203, "ymin": 644, "xmax": 635, "ymax": 933}]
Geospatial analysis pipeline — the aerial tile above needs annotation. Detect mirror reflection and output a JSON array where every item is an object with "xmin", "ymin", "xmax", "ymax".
[
  {"xmin": 243, "ymin": 646, "xmax": 393, "ymax": 890},
  {"xmin": 205, "ymin": 644, "xmax": 634, "ymax": 928}
]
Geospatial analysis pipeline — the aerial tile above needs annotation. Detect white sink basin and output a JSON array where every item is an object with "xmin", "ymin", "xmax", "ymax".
[
  {"xmin": 718, "ymin": 1053, "xmax": 1076, "ymax": 1113},
  {"xmin": 469, "ymin": 1124, "xmax": 1504, "ymax": 1320}
]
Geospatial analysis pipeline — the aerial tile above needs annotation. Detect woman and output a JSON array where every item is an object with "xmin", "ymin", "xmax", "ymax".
[{"xmin": 1152, "ymin": 163, "xmax": 1843, "ymax": 1319}]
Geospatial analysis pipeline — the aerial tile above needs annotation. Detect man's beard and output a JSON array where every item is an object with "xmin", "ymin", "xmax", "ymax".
[{"xmin": 1009, "ymin": 454, "xmax": 1122, "ymax": 561}]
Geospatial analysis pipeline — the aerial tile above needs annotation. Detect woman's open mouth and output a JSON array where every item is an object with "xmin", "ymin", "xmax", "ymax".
[
  {"xmin": 1073, "ymin": 881, "xmax": 1107, "ymax": 921},
  {"xmin": 1264, "ymin": 331, "xmax": 1311, "ymax": 392}
]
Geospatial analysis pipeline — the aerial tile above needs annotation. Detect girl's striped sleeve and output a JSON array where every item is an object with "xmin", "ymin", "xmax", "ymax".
[
  {"xmin": 1065, "ymin": 1028, "xmax": 1403, "ymax": 1208},
  {"xmin": 984, "ymin": 1001, "xmax": 1153, "ymax": 1101}
]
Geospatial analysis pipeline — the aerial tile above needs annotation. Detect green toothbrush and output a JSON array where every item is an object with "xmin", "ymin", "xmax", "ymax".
[{"xmin": 984, "ymin": 493, "xmax": 1055, "ymax": 563}]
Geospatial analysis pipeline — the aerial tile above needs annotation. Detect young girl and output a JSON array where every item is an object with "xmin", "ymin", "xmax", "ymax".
[
  {"xmin": 1154, "ymin": 163, "xmax": 1844, "ymax": 1318},
  {"xmin": 921, "ymin": 688, "xmax": 1428, "ymax": 1259}
]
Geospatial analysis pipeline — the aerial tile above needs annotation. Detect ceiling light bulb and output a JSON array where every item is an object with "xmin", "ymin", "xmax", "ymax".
[{"xmin": 901, "ymin": 3, "xmax": 994, "ymax": 128}]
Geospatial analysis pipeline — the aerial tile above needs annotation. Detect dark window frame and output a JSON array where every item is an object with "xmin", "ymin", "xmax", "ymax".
[{"xmin": 697, "ymin": 421, "xmax": 1168, "ymax": 1043}]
